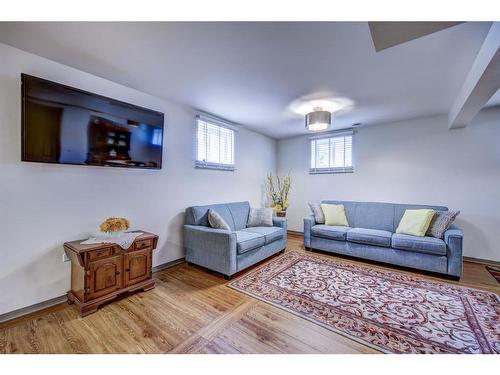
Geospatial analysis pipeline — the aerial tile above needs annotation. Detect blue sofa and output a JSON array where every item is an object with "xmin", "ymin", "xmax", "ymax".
[
  {"xmin": 304, "ymin": 200, "xmax": 463, "ymax": 278},
  {"xmin": 184, "ymin": 201, "xmax": 287, "ymax": 279}
]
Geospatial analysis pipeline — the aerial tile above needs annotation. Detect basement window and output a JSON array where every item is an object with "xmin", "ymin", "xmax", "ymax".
[
  {"xmin": 310, "ymin": 131, "xmax": 353, "ymax": 174},
  {"xmin": 195, "ymin": 115, "xmax": 236, "ymax": 171}
]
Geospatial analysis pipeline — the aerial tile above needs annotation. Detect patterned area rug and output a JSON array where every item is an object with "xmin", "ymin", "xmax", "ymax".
[
  {"xmin": 229, "ymin": 251, "xmax": 500, "ymax": 354},
  {"xmin": 486, "ymin": 265, "xmax": 500, "ymax": 283}
]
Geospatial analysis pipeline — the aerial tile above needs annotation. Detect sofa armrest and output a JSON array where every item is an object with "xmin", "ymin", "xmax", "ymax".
[
  {"xmin": 273, "ymin": 217, "xmax": 288, "ymax": 246},
  {"xmin": 183, "ymin": 225, "xmax": 237, "ymax": 276},
  {"xmin": 444, "ymin": 225, "xmax": 463, "ymax": 278},
  {"xmin": 273, "ymin": 217, "xmax": 287, "ymax": 230},
  {"xmin": 303, "ymin": 214, "xmax": 316, "ymax": 248},
  {"xmin": 444, "ymin": 225, "xmax": 463, "ymax": 242}
]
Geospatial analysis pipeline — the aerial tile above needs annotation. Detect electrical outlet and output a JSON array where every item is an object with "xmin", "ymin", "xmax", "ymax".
[{"xmin": 62, "ymin": 253, "xmax": 70, "ymax": 262}]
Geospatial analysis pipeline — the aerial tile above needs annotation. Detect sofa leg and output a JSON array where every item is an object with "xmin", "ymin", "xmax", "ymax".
[{"xmin": 224, "ymin": 274, "xmax": 232, "ymax": 280}]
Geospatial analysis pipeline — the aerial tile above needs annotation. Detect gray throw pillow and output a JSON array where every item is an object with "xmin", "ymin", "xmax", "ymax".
[
  {"xmin": 247, "ymin": 208, "xmax": 274, "ymax": 227},
  {"xmin": 426, "ymin": 210, "xmax": 460, "ymax": 239},
  {"xmin": 207, "ymin": 209, "xmax": 231, "ymax": 231},
  {"xmin": 308, "ymin": 202, "xmax": 325, "ymax": 224}
]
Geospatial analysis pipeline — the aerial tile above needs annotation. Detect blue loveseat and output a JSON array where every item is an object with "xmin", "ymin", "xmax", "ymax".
[
  {"xmin": 184, "ymin": 201, "xmax": 287, "ymax": 279},
  {"xmin": 304, "ymin": 200, "xmax": 463, "ymax": 278}
]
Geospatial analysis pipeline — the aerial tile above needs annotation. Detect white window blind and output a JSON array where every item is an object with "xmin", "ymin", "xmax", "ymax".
[
  {"xmin": 310, "ymin": 132, "xmax": 353, "ymax": 174},
  {"xmin": 195, "ymin": 115, "xmax": 235, "ymax": 170}
]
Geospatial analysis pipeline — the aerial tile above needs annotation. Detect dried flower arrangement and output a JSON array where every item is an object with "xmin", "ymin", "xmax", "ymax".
[
  {"xmin": 267, "ymin": 172, "xmax": 292, "ymax": 217},
  {"xmin": 99, "ymin": 217, "xmax": 130, "ymax": 234}
]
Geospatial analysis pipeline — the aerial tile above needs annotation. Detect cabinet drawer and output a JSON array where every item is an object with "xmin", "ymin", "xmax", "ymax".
[
  {"xmin": 88, "ymin": 247, "xmax": 111, "ymax": 261},
  {"xmin": 135, "ymin": 238, "xmax": 152, "ymax": 250}
]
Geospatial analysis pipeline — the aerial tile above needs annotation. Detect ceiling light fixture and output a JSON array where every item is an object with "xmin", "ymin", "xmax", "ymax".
[
  {"xmin": 305, "ymin": 107, "xmax": 331, "ymax": 132},
  {"xmin": 288, "ymin": 95, "xmax": 354, "ymax": 116}
]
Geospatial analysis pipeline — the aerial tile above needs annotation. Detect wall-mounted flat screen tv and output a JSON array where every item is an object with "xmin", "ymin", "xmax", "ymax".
[{"xmin": 22, "ymin": 74, "xmax": 164, "ymax": 169}]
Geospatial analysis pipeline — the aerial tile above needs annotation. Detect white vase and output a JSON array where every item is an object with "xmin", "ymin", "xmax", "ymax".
[{"xmin": 105, "ymin": 230, "xmax": 125, "ymax": 238}]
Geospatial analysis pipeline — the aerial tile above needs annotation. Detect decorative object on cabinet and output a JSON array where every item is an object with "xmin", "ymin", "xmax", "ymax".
[{"xmin": 99, "ymin": 216, "xmax": 130, "ymax": 236}]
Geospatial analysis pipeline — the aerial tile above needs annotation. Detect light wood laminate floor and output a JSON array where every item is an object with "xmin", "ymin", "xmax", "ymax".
[{"xmin": 1, "ymin": 234, "xmax": 498, "ymax": 353}]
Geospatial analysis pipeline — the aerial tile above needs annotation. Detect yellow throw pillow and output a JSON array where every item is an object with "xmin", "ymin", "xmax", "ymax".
[
  {"xmin": 396, "ymin": 209, "xmax": 435, "ymax": 237},
  {"xmin": 321, "ymin": 204, "xmax": 349, "ymax": 227}
]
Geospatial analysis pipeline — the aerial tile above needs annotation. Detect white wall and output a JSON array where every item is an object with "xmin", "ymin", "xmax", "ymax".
[
  {"xmin": 0, "ymin": 43, "xmax": 277, "ymax": 315},
  {"xmin": 277, "ymin": 109, "xmax": 500, "ymax": 262}
]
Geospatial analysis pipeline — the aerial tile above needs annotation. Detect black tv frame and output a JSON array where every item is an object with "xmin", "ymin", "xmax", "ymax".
[{"xmin": 21, "ymin": 73, "xmax": 165, "ymax": 170}]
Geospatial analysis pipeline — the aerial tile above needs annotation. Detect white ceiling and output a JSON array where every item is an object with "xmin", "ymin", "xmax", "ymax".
[{"xmin": 0, "ymin": 22, "xmax": 493, "ymax": 139}]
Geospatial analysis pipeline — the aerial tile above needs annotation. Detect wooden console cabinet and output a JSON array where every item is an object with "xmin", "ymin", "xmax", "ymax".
[{"xmin": 64, "ymin": 231, "xmax": 158, "ymax": 317}]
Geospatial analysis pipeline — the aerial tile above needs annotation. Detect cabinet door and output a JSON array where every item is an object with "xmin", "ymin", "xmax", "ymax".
[
  {"xmin": 87, "ymin": 255, "xmax": 123, "ymax": 300},
  {"xmin": 123, "ymin": 248, "xmax": 152, "ymax": 287}
]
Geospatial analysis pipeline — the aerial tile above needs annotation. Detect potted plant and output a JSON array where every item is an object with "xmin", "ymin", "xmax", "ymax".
[{"xmin": 267, "ymin": 172, "xmax": 291, "ymax": 217}]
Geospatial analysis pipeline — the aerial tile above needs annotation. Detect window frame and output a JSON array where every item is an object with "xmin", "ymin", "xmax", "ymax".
[
  {"xmin": 195, "ymin": 114, "xmax": 237, "ymax": 171},
  {"xmin": 309, "ymin": 130, "xmax": 354, "ymax": 175}
]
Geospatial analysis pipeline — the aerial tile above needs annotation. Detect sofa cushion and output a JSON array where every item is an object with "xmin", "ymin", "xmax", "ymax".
[
  {"xmin": 426, "ymin": 210, "xmax": 460, "ymax": 239},
  {"xmin": 207, "ymin": 209, "xmax": 231, "ymax": 230},
  {"xmin": 347, "ymin": 228, "xmax": 392, "ymax": 248},
  {"xmin": 396, "ymin": 209, "xmax": 435, "ymax": 237},
  {"xmin": 186, "ymin": 201, "xmax": 250, "ymax": 230},
  {"xmin": 392, "ymin": 233, "xmax": 447, "ymax": 256},
  {"xmin": 247, "ymin": 207, "xmax": 274, "ymax": 227},
  {"xmin": 241, "ymin": 226, "xmax": 284, "ymax": 244},
  {"xmin": 235, "ymin": 231, "xmax": 265, "ymax": 254},
  {"xmin": 321, "ymin": 204, "xmax": 349, "ymax": 226},
  {"xmin": 308, "ymin": 203, "xmax": 325, "ymax": 224},
  {"xmin": 228, "ymin": 202, "xmax": 251, "ymax": 230},
  {"xmin": 311, "ymin": 225, "xmax": 351, "ymax": 241},
  {"xmin": 353, "ymin": 202, "xmax": 394, "ymax": 232}
]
